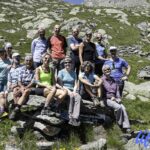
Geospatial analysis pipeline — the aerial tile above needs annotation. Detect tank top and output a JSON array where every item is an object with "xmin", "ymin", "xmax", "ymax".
[
  {"xmin": 82, "ymin": 41, "xmax": 96, "ymax": 62},
  {"xmin": 39, "ymin": 66, "xmax": 52, "ymax": 86}
]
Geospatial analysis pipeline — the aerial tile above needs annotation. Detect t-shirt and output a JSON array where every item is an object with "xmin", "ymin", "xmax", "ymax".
[
  {"xmin": 48, "ymin": 35, "xmax": 67, "ymax": 59},
  {"xmin": 79, "ymin": 72, "xmax": 97, "ymax": 84},
  {"xmin": 95, "ymin": 42, "xmax": 106, "ymax": 64},
  {"xmin": 0, "ymin": 59, "xmax": 11, "ymax": 84},
  {"xmin": 68, "ymin": 35, "xmax": 82, "ymax": 56},
  {"xmin": 8, "ymin": 65, "xmax": 22, "ymax": 86},
  {"xmin": 31, "ymin": 37, "xmax": 47, "ymax": 63},
  {"xmin": 104, "ymin": 57, "xmax": 128, "ymax": 81},
  {"xmin": 58, "ymin": 69, "xmax": 76, "ymax": 91}
]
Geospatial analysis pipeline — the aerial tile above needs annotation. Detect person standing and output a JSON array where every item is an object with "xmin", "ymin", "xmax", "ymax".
[
  {"xmin": 79, "ymin": 30, "xmax": 96, "ymax": 66},
  {"xmin": 4, "ymin": 42, "xmax": 13, "ymax": 60},
  {"xmin": 95, "ymin": 33, "xmax": 108, "ymax": 76},
  {"xmin": 104, "ymin": 46, "xmax": 131, "ymax": 96},
  {"xmin": 68, "ymin": 27, "xmax": 82, "ymax": 77},
  {"xmin": 47, "ymin": 24, "xmax": 67, "ymax": 73},
  {"xmin": 31, "ymin": 28, "xmax": 47, "ymax": 68},
  {"xmin": 0, "ymin": 48, "xmax": 11, "ymax": 116}
]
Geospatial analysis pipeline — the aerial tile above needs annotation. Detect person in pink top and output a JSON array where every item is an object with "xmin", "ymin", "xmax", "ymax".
[{"xmin": 47, "ymin": 24, "xmax": 67, "ymax": 73}]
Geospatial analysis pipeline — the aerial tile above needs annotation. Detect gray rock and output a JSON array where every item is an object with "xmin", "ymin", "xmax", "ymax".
[
  {"xmin": 124, "ymin": 81, "xmax": 150, "ymax": 99},
  {"xmin": 124, "ymin": 138, "xmax": 149, "ymax": 150},
  {"xmin": 137, "ymin": 95, "xmax": 149, "ymax": 102},
  {"xmin": 5, "ymin": 144, "xmax": 21, "ymax": 150},
  {"xmin": 69, "ymin": 7, "xmax": 80, "ymax": 15},
  {"xmin": 34, "ymin": 122, "xmax": 61, "ymax": 137},
  {"xmin": 137, "ymin": 66, "xmax": 150, "ymax": 79},
  {"xmin": 125, "ymin": 94, "xmax": 136, "ymax": 100},
  {"xmin": 36, "ymin": 115, "xmax": 64, "ymax": 126},
  {"xmin": 93, "ymin": 125, "xmax": 107, "ymax": 140},
  {"xmin": 79, "ymin": 138, "xmax": 106, "ymax": 150},
  {"xmin": 36, "ymin": 141, "xmax": 54, "ymax": 150}
]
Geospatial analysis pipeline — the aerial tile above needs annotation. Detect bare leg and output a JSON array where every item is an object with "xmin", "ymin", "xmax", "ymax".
[{"xmin": 43, "ymin": 87, "xmax": 56, "ymax": 107}]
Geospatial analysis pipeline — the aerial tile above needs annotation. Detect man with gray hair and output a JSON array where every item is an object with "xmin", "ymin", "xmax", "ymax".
[
  {"xmin": 9, "ymin": 55, "xmax": 35, "ymax": 120},
  {"xmin": 100, "ymin": 64, "xmax": 130, "ymax": 133},
  {"xmin": 31, "ymin": 27, "xmax": 47, "ymax": 68}
]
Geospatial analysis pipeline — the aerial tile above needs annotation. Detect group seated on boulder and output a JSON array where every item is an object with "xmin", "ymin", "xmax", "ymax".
[{"xmin": 0, "ymin": 24, "xmax": 131, "ymax": 133}]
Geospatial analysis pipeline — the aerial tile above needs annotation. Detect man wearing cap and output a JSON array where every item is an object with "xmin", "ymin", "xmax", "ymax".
[
  {"xmin": 4, "ymin": 42, "xmax": 13, "ymax": 60},
  {"xmin": 31, "ymin": 28, "xmax": 47, "ymax": 68},
  {"xmin": 47, "ymin": 24, "xmax": 67, "ymax": 73},
  {"xmin": 104, "ymin": 46, "xmax": 131, "ymax": 96},
  {"xmin": 0, "ymin": 48, "xmax": 11, "ymax": 117},
  {"xmin": 9, "ymin": 55, "xmax": 35, "ymax": 120},
  {"xmin": 7, "ymin": 53, "xmax": 22, "ymax": 103}
]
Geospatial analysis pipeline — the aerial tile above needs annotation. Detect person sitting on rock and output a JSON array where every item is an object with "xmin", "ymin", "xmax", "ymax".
[
  {"xmin": 9, "ymin": 55, "xmax": 36, "ymax": 120},
  {"xmin": 104, "ymin": 46, "xmax": 131, "ymax": 96},
  {"xmin": 7, "ymin": 53, "xmax": 22, "ymax": 104},
  {"xmin": 47, "ymin": 24, "xmax": 67, "ymax": 73},
  {"xmin": 31, "ymin": 27, "xmax": 47, "ymax": 69},
  {"xmin": 0, "ymin": 48, "xmax": 11, "ymax": 117},
  {"xmin": 100, "ymin": 64, "xmax": 130, "ymax": 133},
  {"xmin": 94, "ymin": 33, "xmax": 108, "ymax": 76},
  {"xmin": 35, "ymin": 52, "xmax": 67, "ymax": 116},
  {"xmin": 79, "ymin": 61, "xmax": 102, "ymax": 106},
  {"xmin": 57, "ymin": 56, "xmax": 81, "ymax": 126}
]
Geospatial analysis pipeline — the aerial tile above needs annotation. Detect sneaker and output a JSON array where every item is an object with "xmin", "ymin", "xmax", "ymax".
[
  {"xmin": 92, "ymin": 97, "xmax": 100, "ymax": 106},
  {"xmin": 0, "ymin": 111, "xmax": 8, "ymax": 118},
  {"xmin": 41, "ymin": 107, "xmax": 55, "ymax": 116},
  {"xmin": 9, "ymin": 108, "xmax": 20, "ymax": 120}
]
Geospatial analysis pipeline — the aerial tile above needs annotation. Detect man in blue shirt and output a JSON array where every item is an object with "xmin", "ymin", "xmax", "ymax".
[
  {"xmin": 31, "ymin": 28, "xmax": 47, "ymax": 68},
  {"xmin": 104, "ymin": 46, "xmax": 131, "ymax": 96}
]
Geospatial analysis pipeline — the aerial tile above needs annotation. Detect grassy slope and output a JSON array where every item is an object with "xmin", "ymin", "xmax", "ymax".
[{"xmin": 0, "ymin": 0, "xmax": 150, "ymax": 149}]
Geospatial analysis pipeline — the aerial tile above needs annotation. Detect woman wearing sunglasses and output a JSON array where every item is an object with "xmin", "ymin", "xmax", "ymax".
[
  {"xmin": 57, "ymin": 56, "xmax": 81, "ymax": 126},
  {"xmin": 100, "ymin": 64, "xmax": 130, "ymax": 133},
  {"xmin": 35, "ymin": 52, "xmax": 67, "ymax": 116}
]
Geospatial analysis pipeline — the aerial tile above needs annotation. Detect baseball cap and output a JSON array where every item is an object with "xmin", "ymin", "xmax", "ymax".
[
  {"xmin": 5, "ymin": 42, "xmax": 12, "ymax": 49},
  {"xmin": 109, "ymin": 46, "xmax": 117, "ymax": 51}
]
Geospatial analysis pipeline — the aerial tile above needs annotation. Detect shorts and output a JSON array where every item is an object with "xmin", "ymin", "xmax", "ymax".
[{"xmin": 30, "ymin": 88, "xmax": 44, "ymax": 96}]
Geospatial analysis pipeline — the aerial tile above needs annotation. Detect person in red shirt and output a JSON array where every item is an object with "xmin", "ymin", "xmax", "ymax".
[{"xmin": 47, "ymin": 24, "xmax": 67, "ymax": 73}]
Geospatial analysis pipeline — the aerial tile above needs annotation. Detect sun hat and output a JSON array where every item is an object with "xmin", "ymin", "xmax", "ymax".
[{"xmin": 12, "ymin": 53, "xmax": 20, "ymax": 58}]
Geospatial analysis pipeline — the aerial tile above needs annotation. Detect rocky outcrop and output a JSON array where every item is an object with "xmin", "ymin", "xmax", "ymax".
[{"xmin": 124, "ymin": 81, "xmax": 150, "ymax": 101}]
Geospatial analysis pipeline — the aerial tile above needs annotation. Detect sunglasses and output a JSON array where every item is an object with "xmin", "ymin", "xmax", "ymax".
[
  {"xmin": 64, "ymin": 61, "xmax": 71, "ymax": 64},
  {"xmin": 104, "ymin": 68, "xmax": 110, "ymax": 72}
]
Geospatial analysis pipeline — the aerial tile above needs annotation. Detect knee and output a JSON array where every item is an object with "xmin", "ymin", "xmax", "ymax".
[{"xmin": 24, "ymin": 89, "xmax": 30, "ymax": 95}]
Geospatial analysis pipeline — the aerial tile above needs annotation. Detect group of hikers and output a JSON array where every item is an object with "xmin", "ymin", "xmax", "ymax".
[{"xmin": 0, "ymin": 24, "xmax": 131, "ymax": 133}]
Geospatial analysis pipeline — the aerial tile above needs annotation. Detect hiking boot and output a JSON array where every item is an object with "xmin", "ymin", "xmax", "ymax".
[
  {"xmin": 92, "ymin": 97, "xmax": 100, "ymax": 106},
  {"xmin": 69, "ymin": 118, "xmax": 80, "ymax": 126},
  {"xmin": 41, "ymin": 107, "xmax": 55, "ymax": 116},
  {"xmin": 9, "ymin": 108, "xmax": 20, "ymax": 120}
]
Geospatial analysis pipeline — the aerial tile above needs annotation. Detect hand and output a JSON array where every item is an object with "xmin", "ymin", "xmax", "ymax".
[
  {"xmin": 111, "ymin": 97, "xmax": 115, "ymax": 101},
  {"xmin": 122, "ymin": 76, "xmax": 128, "ymax": 81}
]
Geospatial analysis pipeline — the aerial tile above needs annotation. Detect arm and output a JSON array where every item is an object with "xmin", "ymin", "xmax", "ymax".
[
  {"xmin": 63, "ymin": 37, "xmax": 68, "ymax": 55},
  {"xmin": 94, "ymin": 75, "xmax": 103, "ymax": 87},
  {"xmin": 122, "ymin": 64, "xmax": 131, "ymax": 81},
  {"xmin": 31, "ymin": 40, "xmax": 36, "ymax": 55},
  {"xmin": 79, "ymin": 74, "xmax": 94, "ymax": 87},
  {"xmin": 79, "ymin": 42, "xmax": 84, "ymax": 65}
]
